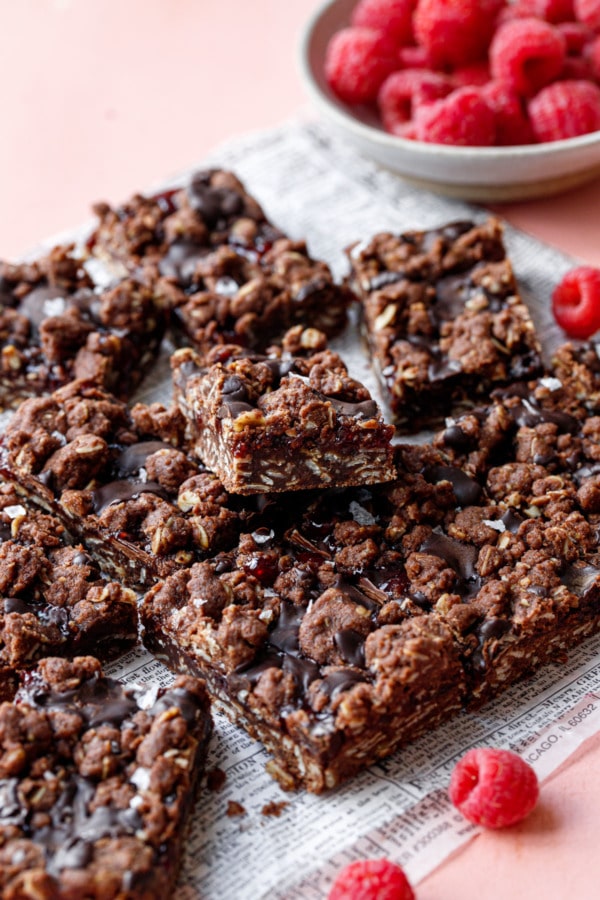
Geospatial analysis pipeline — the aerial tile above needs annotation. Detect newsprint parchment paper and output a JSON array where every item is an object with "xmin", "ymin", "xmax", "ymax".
[{"xmin": 19, "ymin": 119, "xmax": 600, "ymax": 899}]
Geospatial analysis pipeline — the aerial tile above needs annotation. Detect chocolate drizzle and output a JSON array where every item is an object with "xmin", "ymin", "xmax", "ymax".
[
  {"xmin": 510, "ymin": 397, "xmax": 578, "ymax": 432},
  {"xmin": 561, "ymin": 563, "xmax": 600, "ymax": 597},
  {"xmin": 92, "ymin": 480, "xmax": 169, "ymax": 514},
  {"xmin": 470, "ymin": 616, "xmax": 512, "ymax": 671},
  {"xmin": 501, "ymin": 508, "xmax": 524, "ymax": 533},
  {"xmin": 318, "ymin": 669, "xmax": 366, "ymax": 700},
  {"xmin": 90, "ymin": 441, "xmax": 174, "ymax": 513},
  {"xmin": 116, "ymin": 441, "xmax": 172, "ymax": 476},
  {"xmin": 187, "ymin": 172, "xmax": 244, "ymax": 228},
  {"xmin": 208, "ymin": 356, "xmax": 380, "ymax": 421},
  {"xmin": 493, "ymin": 383, "xmax": 578, "ymax": 433},
  {"xmin": 39, "ymin": 776, "xmax": 142, "ymax": 876},
  {"xmin": 424, "ymin": 465, "xmax": 482, "ymax": 507},
  {"xmin": 158, "ymin": 238, "xmax": 207, "ymax": 284},
  {"xmin": 334, "ymin": 629, "xmax": 366, "ymax": 667},
  {"xmin": 420, "ymin": 531, "xmax": 481, "ymax": 598}
]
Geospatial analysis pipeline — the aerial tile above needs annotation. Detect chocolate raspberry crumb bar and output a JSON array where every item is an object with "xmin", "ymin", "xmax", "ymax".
[
  {"xmin": 90, "ymin": 169, "xmax": 352, "ymax": 352},
  {"xmin": 0, "ymin": 381, "xmax": 253, "ymax": 589},
  {"xmin": 171, "ymin": 339, "xmax": 396, "ymax": 494},
  {"xmin": 142, "ymin": 345, "xmax": 600, "ymax": 791},
  {"xmin": 0, "ymin": 656, "xmax": 211, "ymax": 899},
  {"xmin": 0, "ymin": 246, "xmax": 168, "ymax": 409},
  {"xmin": 348, "ymin": 218, "xmax": 543, "ymax": 431},
  {"xmin": 0, "ymin": 483, "xmax": 137, "ymax": 694}
]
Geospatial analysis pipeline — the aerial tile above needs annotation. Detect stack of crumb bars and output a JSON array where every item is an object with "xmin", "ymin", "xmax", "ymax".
[{"xmin": 2, "ymin": 169, "xmax": 600, "ymax": 897}]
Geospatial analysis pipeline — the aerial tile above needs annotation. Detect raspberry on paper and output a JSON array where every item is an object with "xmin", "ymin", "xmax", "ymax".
[
  {"xmin": 449, "ymin": 748, "xmax": 539, "ymax": 828},
  {"xmin": 552, "ymin": 266, "xmax": 600, "ymax": 338},
  {"xmin": 490, "ymin": 17, "xmax": 566, "ymax": 95},
  {"xmin": 324, "ymin": 27, "xmax": 399, "ymax": 105},
  {"xmin": 529, "ymin": 78, "xmax": 600, "ymax": 140},
  {"xmin": 328, "ymin": 859, "xmax": 415, "ymax": 900}
]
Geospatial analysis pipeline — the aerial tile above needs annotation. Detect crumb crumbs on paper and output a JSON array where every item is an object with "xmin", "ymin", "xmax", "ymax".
[
  {"xmin": 206, "ymin": 767, "xmax": 227, "ymax": 792},
  {"xmin": 227, "ymin": 801, "xmax": 247, "ymax": 818},
  {"xmin": 261, "ymin": 801, "xmax": 289, "ymax": 818}
]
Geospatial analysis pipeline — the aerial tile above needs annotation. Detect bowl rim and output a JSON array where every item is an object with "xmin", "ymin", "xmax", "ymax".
[{"xmin": 298, "ymin": 0, "xmax": 600, "ymax": 160}]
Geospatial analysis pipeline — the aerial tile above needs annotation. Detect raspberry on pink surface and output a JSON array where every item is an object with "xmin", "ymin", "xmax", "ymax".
[
  {"xmin": 449, "ymin": 748, "xmax": 539, "ymax": 829},
  {"xmin": 378, "ymin": 68, "xmax": 453, "ymax": 133},
  {"xmin": 482, "ymin": 79, "xmax": 535, "ymax": 142},
  {"xmin": 414, "ymin": 86, "xmax": 496, "ymax": 144},
  {"xmin": 529, "ymin": 78, "xmax": 600, "ymax": 139},
  {"xmin": 413, "ymin": 0, "xmax": 503, "ymax": 68},
  {"xmin": 574, "ymin": 0, "xmax": 600, "ymax": 31},
  {"xmin": 351, "ymin": 0, "xmax": 416, "ymax": 47},
  {"xmin": 324, "ymin": 27, "xmax": 399, "ymax": 105},
  {"xmin": 490, "ymin": 17, "xmax": 566, "ymax": 95},
  {"xmin": 552, "ymin": 266, "xmax": 600, "ymax": 338},
  {"xmin": 328, "ymin": 859, "xmax": 415, "ymax": 900}
]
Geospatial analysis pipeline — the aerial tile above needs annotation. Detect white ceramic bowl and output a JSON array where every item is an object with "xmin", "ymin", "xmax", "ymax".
[{"xmin": 299, "ymin": 0, "xmax": 600, "ymax": 201}]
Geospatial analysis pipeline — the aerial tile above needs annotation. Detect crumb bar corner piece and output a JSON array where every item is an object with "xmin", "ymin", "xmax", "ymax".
[
  {"xmin": 348, "ymin": 218, "xmax": 543, "ymax": 433},
  {"xmin": 0, "ymin": 655, "xmax": 212, "ymax": 899},
  {"xmin": 171, "ymin": 339, "xmax": 396, "ymax": 494}
]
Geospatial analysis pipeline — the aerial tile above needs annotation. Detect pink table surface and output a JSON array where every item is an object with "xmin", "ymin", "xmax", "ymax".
[{"xmin": 2, "ymin": 2, "xmax": 600, "ymax": 897}]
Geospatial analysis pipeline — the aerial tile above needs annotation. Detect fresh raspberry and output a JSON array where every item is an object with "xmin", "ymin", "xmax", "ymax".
[
  {"xmin": 449, "ymin": 748, "xmax": 539, "ymax": 829},
  {"xmin": 328, "ymin": 859, "xmax": 415, "ymax": 900},
  {"xmin": 378, "ymin": 69, "xmax": 453, "ymax": 133},
  {"xmin": 414, "ymin": 86, "xmax": 497, "ymax": 144},
  {"xmin": 324, "ymin": 28, "xmax": 399, "ymax": 105},
  {"xmin": 398, "ymin": 44, "xmax": 431, "ymax": 68},
  {"xmin": 534, "ymin": 0, "xmax": 576, "ymax": 21},
  {"xmin": 482, "ymin": 79, "xmax": 535, "ymax": 142},
  {"xmin": 559, "ymin": 54, "xmax": 595, "ymax": 77},
  {"xmin": 490, "ymin": 18, "xmax": 566, "ymax": 95},
  {"xmin": 552, "ymin": 266, "xmax": 600, "ymax": 338},
  {"xmin": 399, "ymin": 121, "xmax": 419, "ymax": 138},
  {"xmin": 497, "ymin": 0, "xmax": 540, "ymax": 24},
  {"xmin": 585, "ymin": 34, "xmax": 600, "ymax": 78},
  {"xmin": 413, "ymin": 0, "xmax": 503, "ymax": 68},
  {"xmin": 351, "ymin": 0, "xmax": 416, "ymax": 46},
  {"xmin": 574, "ymin": 0, "xmax": 600, "ymax": 31},
  {"xmin": 529, "ymin": 78, "xmax": 600, "ymax": 139},
  {"xmin": 557, "ymin": 20, "xmax": 595, "ymax": 52},
  {"xmin": 451, "ymin": 61, "xmax": 492, "ymax": 87}
]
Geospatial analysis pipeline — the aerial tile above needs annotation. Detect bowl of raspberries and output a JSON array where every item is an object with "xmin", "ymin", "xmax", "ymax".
[{"xmin": 299, "ymin": 0, "xmax": 600, "ymax": 199}]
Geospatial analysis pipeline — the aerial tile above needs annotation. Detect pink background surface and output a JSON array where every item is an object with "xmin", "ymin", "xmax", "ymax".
[{"xmin": 2, "ymin": 1, "xmax": 600, "ymax": 897}]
